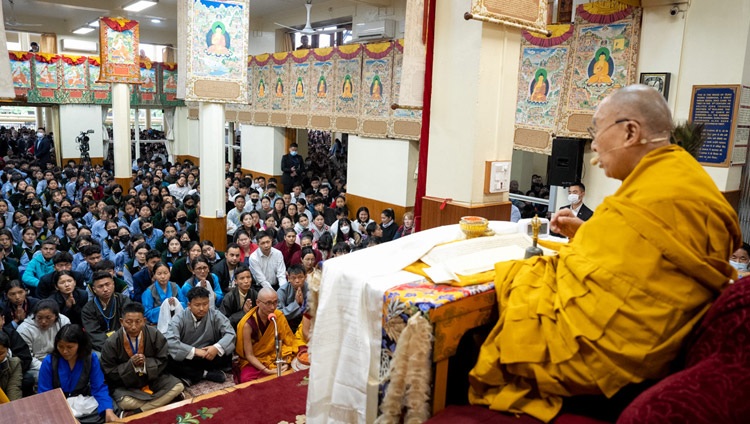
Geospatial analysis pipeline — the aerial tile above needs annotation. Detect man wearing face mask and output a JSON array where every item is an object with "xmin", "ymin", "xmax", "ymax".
[
  {"xmin": 280, "ymin": 143, "xmax": 305, "ymax": 193},
  {"xmin": 32, "ymin": 128, "xmax": 52, "ymax": 167},
  {"xmin": 105, "ymin": 184, "xmax": 125, "ymax": 208},
  {"xmin": 559, "ymin": 182, "xmax": 593, "ymax": 222},
  {"xmin": 244, "ymin": 189, "xmax": 262, "ymax": 212},
  {"xmin": 140, "ymin": 219, "xmax": 163, "ymax": 249},
  {"xmin": 729, "ymin": 243, "xmax": 750, "ymax": 277}
]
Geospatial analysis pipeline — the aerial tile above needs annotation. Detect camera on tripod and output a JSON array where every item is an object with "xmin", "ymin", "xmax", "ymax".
[{"xmin": 76, "ymin": 129, "xmax": 94, "ymax": 161}]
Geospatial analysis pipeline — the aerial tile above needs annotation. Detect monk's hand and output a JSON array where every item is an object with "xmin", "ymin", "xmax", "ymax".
[
  {"xmin": 203, "ymin": 346, "xmax": 219, "ymax": 360},
  {"xmin": 295, "ymin": 287, "xmax": 304, "ymax": 305},
  {"xmin": 132, "ymin": 354, "xmax": 145, "ymax": 367},
  {"xmin": 550, "ymin": 208, "xmax": 584, "ymax": 239}
]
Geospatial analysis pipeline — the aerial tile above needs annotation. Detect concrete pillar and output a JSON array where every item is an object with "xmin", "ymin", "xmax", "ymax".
[
  {"xmin": 40, "ymin": 33, "xmax": 56, "ymax": 53},
  {"xmin": 421, "ymin": 0, "xmax": 518, "ymax": 228},
  {"xmin": 134, "ymin": 108, "xmax": 141, "ymax": 160},
  {"xmin": 199, "ymin": 102, "xmax": 227, "ymax": 251},
  {"xmin": 35, "ymin": 107, "xmax": 43, "ymax": 129},
  {"xmin": 145, "ymin": 109, "xmax": 151, "ymax": 130},
  {"xmin": 112, "ymin": 83, "xmax": 132, "ymax": 189},
  {"xmin": 240, "ymin": 124, "xmax": 285, "ymax": 190}
]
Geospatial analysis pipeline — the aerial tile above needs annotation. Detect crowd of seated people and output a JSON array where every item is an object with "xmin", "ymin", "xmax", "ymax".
[{"xmin": 0, "ymin": 149, "xmax": 415, "ymax": 422}]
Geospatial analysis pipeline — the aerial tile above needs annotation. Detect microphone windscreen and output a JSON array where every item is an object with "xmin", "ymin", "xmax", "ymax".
[{"xmin": 268, "ymin": 313, "xmax": 276, "ymax": 321}]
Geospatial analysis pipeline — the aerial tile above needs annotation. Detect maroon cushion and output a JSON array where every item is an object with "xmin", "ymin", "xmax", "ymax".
[{"xmin": 617, "ymin": 279, "xmax": 750, "ymax": 424}]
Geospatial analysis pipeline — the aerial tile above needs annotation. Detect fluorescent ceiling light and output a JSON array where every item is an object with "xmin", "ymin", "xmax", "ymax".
[
  {"xmin": 151, "ymin": 18, "xmax": 162, "ymax": 24},
  {"xmin": 123, "ymin": 0, "xmax": 158, "ymax": 13},
  {"xmin": 73, "ymin": 26, "xmax": 96, "ymax": 35},
  {"xmin": 88, "ymin": 20, "xmax": 99, "ymax": 27}
]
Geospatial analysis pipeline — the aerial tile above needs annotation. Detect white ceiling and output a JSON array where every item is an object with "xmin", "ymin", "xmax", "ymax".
[{"xmin": 1, "ymin": 0, "xmax": 319, "ymax": 45}]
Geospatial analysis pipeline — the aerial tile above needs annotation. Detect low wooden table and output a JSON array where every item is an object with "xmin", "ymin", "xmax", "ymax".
[
  {"xmin": 0, "ymin": 388, "xmax": 77, "ymax": 424},
  {"xmin": 430, "ymin": 288, "xmax": 496, "ymax": 414},
  {"xmin": 381, "ymin": 281, "xmax": 498, "ymax": 416}
]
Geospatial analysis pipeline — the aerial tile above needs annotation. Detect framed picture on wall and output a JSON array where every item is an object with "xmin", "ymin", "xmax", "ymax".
[{"xmin": 639, "ymin": 72, "xmax": 671, "ymax": 100}]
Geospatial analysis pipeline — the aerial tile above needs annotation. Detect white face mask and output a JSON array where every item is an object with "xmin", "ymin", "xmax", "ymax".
[
  {"xmin": 341, "ymin": 225, "xmax": 350, "ymax": 235},
  {"xmin": 37, "ymin": 132, "xmax": 44, "ymax": 138},
  {"xmin": 567, "ymin": 193, "xmax": 580, "ymax": 204},
  {"xmin": 730, "ymin": 260, "xmax": 748, "ymax": 272}
]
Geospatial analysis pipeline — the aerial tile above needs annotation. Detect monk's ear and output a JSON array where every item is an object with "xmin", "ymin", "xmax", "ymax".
[{"xmin": 623, "ymin": 121, "xmax": 641, "ymax": 146}]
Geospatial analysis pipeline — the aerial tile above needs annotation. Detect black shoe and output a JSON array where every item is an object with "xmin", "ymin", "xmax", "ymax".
[{"xmin": 205, "ymin": 370, "xmax": 226, "ymax": 383}]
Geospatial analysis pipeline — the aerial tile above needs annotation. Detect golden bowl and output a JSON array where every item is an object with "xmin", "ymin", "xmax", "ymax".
[{"xmin": 460, "ymin": 216, "xmax": 489, "ymax": 238}]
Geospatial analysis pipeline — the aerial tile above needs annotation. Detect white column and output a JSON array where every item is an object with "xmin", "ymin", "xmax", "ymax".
[
  {"xmin": 35, "ymin": 107, "xmax": 43, "ymax": 129},
  {"xmin": 112, "ymin": 83, "xmax": 131, "ymax": 181},
  {"xmin": 134, "ymin": 107, "xmax": 141, "ymax": 160},
  {"xmin": 199, "ymin": 102, "xmax": 226, "ymax": 219}
]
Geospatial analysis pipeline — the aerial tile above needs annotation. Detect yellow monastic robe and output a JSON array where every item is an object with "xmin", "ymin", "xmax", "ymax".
[
  {"xmin": 470, "ymin": 145, "xmax": 740, "ymax": 422},
  {"xmin": 236, "ymin": 307, "xmax": 297, "ymax": 371}
]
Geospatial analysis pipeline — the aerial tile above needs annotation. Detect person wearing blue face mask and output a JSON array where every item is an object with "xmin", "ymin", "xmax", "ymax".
[
  {"xmin": 280, "ymin": 143, "xmax": 305, "ymax": 194},
  {"xmin": 32, "ymin": 127, "xmax": 53, "ymax": 168},
  {"xmin": 729, "ymin": 243, "xmax": 750, "ymax": 278}
]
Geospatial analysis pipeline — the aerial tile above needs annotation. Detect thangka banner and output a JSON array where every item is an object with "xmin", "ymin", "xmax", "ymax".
[
  {"xmin": 161, "ymin": 63, "xmax": 181, "ymax": 106},
  {"xmin": 333, "ymin": 44, "xmax": 363, "ymax": 133},
  {"xmin": 136, "ymin": 60, "xmax": 159, "ymax": 105},
  {"xmin": 88, "ymin": 57, "xmax": 112, "ymax": 104},
  {"xmin": 390, "ymin": 40, "xmax": 422, "ymax": 140},
  {"xmin": 557, "ymin": 2, "xmax": 642, "ymax": 137},
  {"xmin": 270, "ymin": 53, "xmax": 290, "ymax": 126},
  {"xmin": 28, "ymin": 54, "xmax": 60, "ymax": 103},
  {"xmin": 99, "ymin": 17, "xmax": 140, "ymax": 83},
  {"xmin": 9, "ymin": 52, "xmax": 33, "ymax": 98},
  {"xmin": 252, "ymin": 53, "xmax": 271, "ymax": 125},
  {"xmin": 58, "ymin": 55, "xmax": 91, "ymax": 104},
  {"xmin": 185, "ymin": 0, "xmax": 249, "ymax": 103},
  {"xmin": 288, "ymin": 49, "xmax": 312, "ymax": 129},
  {"xmin": 360, "ymin": 42, "xmax": 394, "ymax": 138},
  {"xmin": 310, "ymin": 48, "xmax": 335, "ymax": 129},
  {"xmin": 470, "ymin": 0, "xmax": 548, "ymax": 33},
  {"xmin": 514, "ymin": 25, "xmax": 574, "ymax": 155}
]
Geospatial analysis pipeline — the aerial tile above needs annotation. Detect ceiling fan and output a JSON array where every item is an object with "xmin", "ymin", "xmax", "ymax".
[
  {"xmin": 275, "ymin": 0, "xmax": 350, "ymax": 36},
  {"xmin": 4, "ymin": 0, "xmax": 42, "ymax": 28}
]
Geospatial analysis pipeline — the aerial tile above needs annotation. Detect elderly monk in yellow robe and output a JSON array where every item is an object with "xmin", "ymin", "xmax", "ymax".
[
  {"xmin": 469, "ymin": 84, "xmax": 741, "ymax": 422},
  {"xmin": 236, "ymin": 288, "xmax": 297, "ymax": 382}
]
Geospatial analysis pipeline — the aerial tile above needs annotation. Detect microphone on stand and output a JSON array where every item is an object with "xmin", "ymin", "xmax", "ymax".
[{"xmin": 269, "ymin": 313, "xmax": 282, "ymax": 377}]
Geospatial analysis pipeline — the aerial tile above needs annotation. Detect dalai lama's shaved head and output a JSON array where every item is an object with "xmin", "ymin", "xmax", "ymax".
[{"xmin": 591, "ymin": 84, "xmax": 674, "ymax": 180}]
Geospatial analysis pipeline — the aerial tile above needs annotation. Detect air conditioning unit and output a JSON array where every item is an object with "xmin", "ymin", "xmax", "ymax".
[{"xmin": 352, "ymin": 19, "xmax": 396, "ymax": 42}]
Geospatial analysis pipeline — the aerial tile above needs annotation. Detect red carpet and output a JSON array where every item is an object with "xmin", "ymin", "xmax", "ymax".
[{"xmin": 128, "ymin": 370, "xmax": 309, "ymax": 424}]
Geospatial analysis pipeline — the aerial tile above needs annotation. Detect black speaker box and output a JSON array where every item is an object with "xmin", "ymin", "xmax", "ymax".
[{"xmin": 548, "ymin": 137, "xmax": 585, "ymax": 187}]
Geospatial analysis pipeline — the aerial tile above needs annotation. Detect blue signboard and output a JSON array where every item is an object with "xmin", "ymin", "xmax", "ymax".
[{"xmin": 690, "ymin": 85, "xmax": 739, "ymax": 166}]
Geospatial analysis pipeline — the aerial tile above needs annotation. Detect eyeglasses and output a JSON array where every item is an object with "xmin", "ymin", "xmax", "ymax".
[
  {"xmin": 259, "ymin": 300, "xmax": 278, "ymax": 306},
  {"xmin": 587, "ymin": 118, "xmax": 632, "ymax": 140}
]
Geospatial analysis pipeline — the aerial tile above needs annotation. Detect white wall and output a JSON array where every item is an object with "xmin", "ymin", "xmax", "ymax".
[
  {"xmin": 58, "ymin": 104, "xmax": 104, "ymax": 161},
  {"xmin": 241, "ymin": 124, "xmax": 285, "ymax": 176},
  {"xmin": 347, "ymin": 135, "xmax": 418, "ymax": 207}
]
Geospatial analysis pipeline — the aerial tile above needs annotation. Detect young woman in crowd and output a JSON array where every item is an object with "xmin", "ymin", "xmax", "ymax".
[
  {"xmin": 0, "ymin": 331, "xmax": 23, "ymax": 401},
  {"xmin": 310, "ymin": 211, "xmax": 329, "ymax": 243},
  {"xmin": 161, "ymin": 237, "xmax": 183, "ymax": 269},
  {"xmin": 294, "ymin": 214, "xmax": 311, "ymax": 235},
  {"xmin": 48, "ymin": 270, "xmax": 87, "ymax": 326},
  {"xmin": 179, "ymin": 255, "xmax": 223, "ymax": 308},
  {"xmin": 352, "ymin": 206, "xmax": 374, "ymax": 237},
  {"xmin": 271, "ymin": 198, "xmax": 286, "ymax": 224},
  {"xmin": 379, "ymin": 208, "xmax": 398, "ymax": 242},
  {"xmin": 276, "ymin": 216, "xmax": 294, "ymax": 243},
  {"xmin": 234, "ymin": 230, "xmax": 257, "ymax": 265},
  {"xmin": 333, "ymin": 217, "xmax": 361, "ymax": 249},
  {"xmin": 286, "ymin": 203, "xmax": 300, "ymax": 224},
  {"xmin": 169, "ymin": 241, "xmax": 203, "ymax": 286},
  {"xmin": 38, "ymin": 324, "xmax": 117, "ymax": 423},
  {"xmin": 141, "ymin": 262, "xmax": 186, "ymax": 325},
  {"xmin": 2, "ymin": 280, "xmax": 38, "ymax": 330},
  {"xmin": 300, "ymin": 247, "xmax": 318, "ymax": 276},
  {"xmin": 17, "ymin": 299, "xmax": 71, "ymax": 381},
  {"xmin": 235, "ymin": 212, "xmax": 258, "ymax": 242}
]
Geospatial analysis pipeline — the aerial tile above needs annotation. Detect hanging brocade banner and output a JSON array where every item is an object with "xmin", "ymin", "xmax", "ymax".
[
  {"xmin": 28, "ymin": 53, "xmax": 60, "ymax": 103},
  {"xmin": 9, "ymin": 51, "xmax": 33, "ymax": 99},
  {"xmin": 58, "ymin": 54, "xmax": 91, "ymax": 103},
  {"xmin": 470, "ymin": 0, "xmax": 548, "ymax": 33},
  {"xmin": 513, "ymin": 24, "xmax": 575, "ymax": 155},
  {"xmin": 98, "ymin": 17, "xmax": 141, "ymax": 83},
  {"xmin": 556, "ymin": 1, "xmax": 642, "ymax": 137},
  {"xmin": 184, "ymin": 0, "xmax": 249, "ymax": 104}
]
